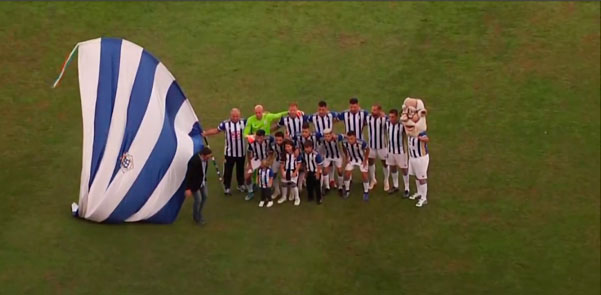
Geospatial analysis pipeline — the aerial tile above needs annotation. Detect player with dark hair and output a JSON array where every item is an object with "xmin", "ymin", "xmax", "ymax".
[
  {"xmin": 269, "ymin": 131, "xmax": 286, "ymax": 199},
  {"xmin": 337, "ymin": 97, "xmax": 369, "ymax": 140},
  {"xmin": 321, "ymin": 128, "xmax": 345, "ymax": 196},
  {"xmin": 341, "ymin": 131, "xmax": 371, "ymax": 201},
  {"xmin": 277, "ymin": 139, "xmax": 302, "ymax": 206},
  {"xmin": 385, "ymin": 108, "xmax": 410, "ymax": 196},
  {"xmin": 245, "ymin": 129, "xmax": 273, "ymax": 200},
  {"xmin": 309, "ymin": 100, "xmax": 338, "ymax": 134},
  {"xmin": 202, "ymin": 108, "xmax": 246, "ymax": 195},
  {"xmin": 366, "ymin": 104, "xmax": 390, "ymax": 190},
  {"xmin": 278, "ymin": 102, "xmax": 308, "ymax": 139}
]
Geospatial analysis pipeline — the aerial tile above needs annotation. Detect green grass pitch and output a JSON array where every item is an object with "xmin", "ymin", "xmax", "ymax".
[{"xmin": 0, "ymin": 2, "xmax": 599, "ymax": 294}]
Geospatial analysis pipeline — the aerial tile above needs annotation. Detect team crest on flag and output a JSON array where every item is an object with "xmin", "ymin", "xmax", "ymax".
[
  {"xmin": 121, "ymin": 153, "xmax": 134, "ymax": 172},
  {"xmin": 53, "ymin": 37, "xmax": 204, "ymax": 224}
]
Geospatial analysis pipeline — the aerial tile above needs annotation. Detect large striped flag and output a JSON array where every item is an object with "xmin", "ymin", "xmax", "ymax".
[{"xmin": 53, "ymin": 38, "xmax": 203, "ymax": 223}]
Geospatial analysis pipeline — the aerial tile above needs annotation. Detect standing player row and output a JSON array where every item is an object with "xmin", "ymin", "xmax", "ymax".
[{"xmin": 203, "ymin": 97, "xmax": 430, "ymax": 207}]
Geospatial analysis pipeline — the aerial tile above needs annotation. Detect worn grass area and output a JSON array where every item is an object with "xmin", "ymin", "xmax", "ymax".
[{"xmin": 0, "ymin": 2, "xmax": 599, "ymax": 294}]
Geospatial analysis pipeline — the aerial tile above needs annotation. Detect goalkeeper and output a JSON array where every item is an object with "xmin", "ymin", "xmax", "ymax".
[{"xmin": 244, "ymin": 105, "xmax": 288, "ymax": 142}]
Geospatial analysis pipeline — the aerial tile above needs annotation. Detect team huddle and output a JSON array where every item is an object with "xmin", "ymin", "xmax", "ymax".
[{"xmin": 202, "ymin": 97, "xmax": 430, "ymax": 209}]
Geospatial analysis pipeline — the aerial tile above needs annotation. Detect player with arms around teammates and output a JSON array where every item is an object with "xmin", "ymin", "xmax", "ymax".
[
  {"xmin": 320, "ymin": 128, "xmax": 345, "ymax": 196},
  {"xmin": 202, "ymin": 108, "xmax": 247, "ymax": 195},
  {"xmin": 366, "ymin": 104, "xmax": 390, "ymax": 191},
  {"xmin": 341, "ymin": 131, "xmax": 371, "ymax": 201},
  {"xmin": 308, "ymin": 100, "xmax": 339, "ymax": 190},
  {"xmin": 385, "ymin": 108, "xmax": 410, "ymax": 197}
]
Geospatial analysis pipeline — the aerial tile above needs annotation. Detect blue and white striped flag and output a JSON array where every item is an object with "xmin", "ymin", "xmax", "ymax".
[{"xmin": 54, "ymin": 38, "xmax": 203, "ymax": 223}]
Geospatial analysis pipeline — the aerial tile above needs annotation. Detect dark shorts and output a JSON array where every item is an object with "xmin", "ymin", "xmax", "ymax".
[{"xmin": 260, "ymin": 187, "xmax": 272, "ymax": 200}]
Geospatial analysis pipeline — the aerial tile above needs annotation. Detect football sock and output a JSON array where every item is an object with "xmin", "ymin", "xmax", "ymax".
[
  {"xmin": 273, "ymin": 177, "xmax": 280, "ymax": 195},
  {"xmin": 281, "ymin": 186, "xmax": 288, "ymax": 199},
  {"xmin": 363, "ymin": 182, "xmax": 370, "ymax": 193},
  {"xmin": 344, "ymin": 180, "xmax": 351, "ymax": 191},
  {"xmin": 419, "ymin": 182, "xmax": 428, "ymax": 200},
  {"xmin": 391, "ymin": 171, "xmax": 399, "ymax": 188},
  {"xmin": 323, "ymin": 174, "xmax": 330, "ymax": 189},
  {"xmin": 382, "ymin": 166, "xmax": 389, "ymax": 182},
  {"xmin": 415, "ymin": 180, "xmax": 420, "ymax": 195},
  {"xmin": 403, "ymin": 174, "xmax": 410, "ymax": 191},
  {"xmin": 338, "ymin": 176, "xmax": 344, "ymax": 188},
  {"xmin": 298, "ymin": 173, "xmax": 305, "ymax": 189},
  {"xmin": 368, "ymin": 164, "xmax": 376, "ymax": 182}
]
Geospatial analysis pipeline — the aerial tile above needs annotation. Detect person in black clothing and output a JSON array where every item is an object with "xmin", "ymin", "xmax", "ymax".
[{"xmin": 185, "ymin": 147, "xmax": 212, "ymax": 225}]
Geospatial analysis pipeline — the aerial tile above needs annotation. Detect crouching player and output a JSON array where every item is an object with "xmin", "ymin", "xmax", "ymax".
[
  {"xmin": 278, "ymin": 139, "xmax": 302, "ymax": 206},
  {"xmin": 300, "ymin": 141, "xmax": 324, "ymax": 204},
  {"xmin": 401, "ymin": 97, "xmax": 430, "ymax": 207},
  {"xmin": 257, "ymin": 159, "xmax": 274, "ymax": 208},
  {"xmin": 321, "ymin": 129, "xmax": 345, "ymax": 196},
  {"xmin": 269, "ymin": 131, "xmax": 286, "ymax": 200},
  {"xmin": 295, "ymin": 123, "xmax": 321, "ymax": 192},
  {"xmin": 245, "ymin": 129, "xmax": 272, "ymax": 201},
  {"xmin": 385, "ymin": 108, "xmax": 410, "ymax": 197},
  {"xmin": 341, "ymin": 131, "xmax": 370, "ymax": 201}
]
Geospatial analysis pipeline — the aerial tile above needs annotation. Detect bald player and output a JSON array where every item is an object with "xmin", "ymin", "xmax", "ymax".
[
  {"xmin": 243, "ymin": 105, "xmax": 288, "ymax": 139},
  {"xmin": 203, "ymin": 108, "xmax": 246, "ymax": 195}
]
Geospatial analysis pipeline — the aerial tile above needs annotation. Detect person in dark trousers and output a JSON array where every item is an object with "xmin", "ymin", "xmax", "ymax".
[
  {"xmin": 202, "ymin": 108, "xmax": 247, "ymax": 195},
  {"xmin": 185, "ymin": 147, "xmax": 213, "ymax": 225},
  {"xmin": 256, "ymin": 159, "xmax": 274, "ymax": 208},
  {"xmin": 301, "ymin": 140, "xmax": 324, "ymax": 204}
]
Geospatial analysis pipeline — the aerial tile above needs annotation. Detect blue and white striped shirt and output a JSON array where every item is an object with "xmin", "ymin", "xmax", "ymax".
[
  {"xmin": 386, "ymin": 120, "xmax": 406, "ymax": 155},
  {"xmin": 295, "ymin": 133, "xmax": 322, "ymax": 151},
  {"xmin": 308, "ymin": 112, "xmax": 337, "ymax": 134},
  {"xmin": 366, "ymin": 114, "xmax": 387, "ymax": 150},
  {"xmin": 300, "ymin": 151, "xmax": 324, "ymax": 173},
  {"xmin": 278, "ymin": 115, "xmax": 308, "ymax": 138},
  {"xmin": 248, "ymin": 136, "xmax": 273, "ymax": 161},
  {"xmin": 270, "ymin": 141, "xmax": 285, "ymax": 162},
  {"xmin": 342, "ymin": 139, "xmax": 368, "ymax": 163},
  {"xmin": 407, "ymin": 132, "xmax": 428, "ymax": 158},
  {"xmin": 337, "ymin": 110, "xmax": 369, "ymax": 140},
  {"xmin": 283, "ymin": 152, "xmax": 301, "ymax": 171},
  {"xmin": 217, "ymin": 119, "xmax": 246, "ymax": 157},
  {"xmin": 257, "ymin": 167, "xmax": 274, "ymax": 188},
  {"xmin": 322, "ymin": 134, "xmax": 344, "ymax": 159}
]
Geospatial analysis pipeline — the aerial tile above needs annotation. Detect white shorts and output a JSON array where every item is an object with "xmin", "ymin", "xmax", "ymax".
[
  {"xmin": 408, "ymin": 154, "xmax": 429, "ymax": 179},
  {"xmin": 323, "ymin": 157, "xmax": 343, "ymax": 169},
  {"xmin": 368, "ymin": 148, "xmax": 388, "ymax": 160},
  {"xmin": 386, "ymin": 153, "xmax": 408, "ymax": 169},
  {"xmin": 345, "ymin": 161, "xmax": 368, "ymax": 173},
  {"xmin": 281, "ymin": 171, "xmax": 299, "ymax": 184},
  {"xmin": 247, "ymin": 158, "xmax": 261, "ymax": 173}
]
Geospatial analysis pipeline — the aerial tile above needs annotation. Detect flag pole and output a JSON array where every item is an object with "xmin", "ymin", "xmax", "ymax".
[
  {"xmin": 52, "ymin": 43, "xmax": 79, "ymax": 88},
  {"xmin": 202, "ymin": 136, "xmax": 226, "ymax": 193}
]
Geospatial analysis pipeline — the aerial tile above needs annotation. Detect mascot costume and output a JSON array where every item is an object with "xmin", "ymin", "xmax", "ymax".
[{"xmin": 401, "ymin": 97, "xmax": 430, "ymax": 207}]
